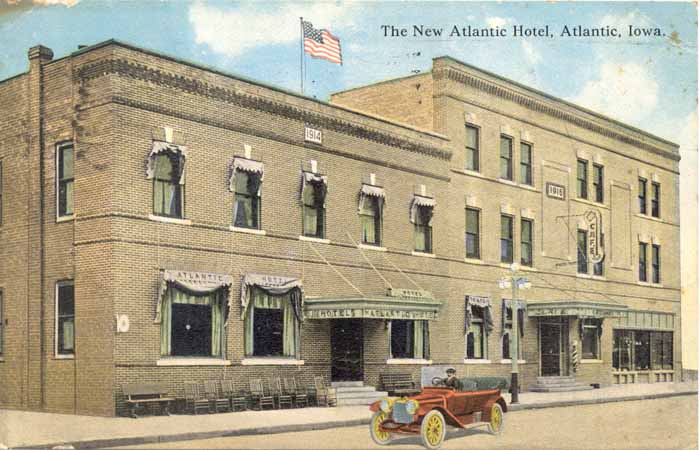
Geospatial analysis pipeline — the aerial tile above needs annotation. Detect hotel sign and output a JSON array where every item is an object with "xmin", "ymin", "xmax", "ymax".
[
  {"xmin": 304, "ymin": 125, "xmax": 322, "ymax": 144},
  {"xmin": 304, "ymin": 308, "xmax": 437, "ymax": 320},
  {"xmin": 546, "ymin": 182, "xmax": 566, "ymax": 200}
]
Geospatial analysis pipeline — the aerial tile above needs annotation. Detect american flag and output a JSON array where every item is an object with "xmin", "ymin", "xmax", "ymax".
[{"xmin": 302, "ymin": 20, "xmax": 342, "ymax": 65}]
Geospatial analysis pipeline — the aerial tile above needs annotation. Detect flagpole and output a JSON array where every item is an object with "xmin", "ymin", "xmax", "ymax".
[{"xmin": 300, "ymin": 17, "xmax": 304, "ymax": 95}]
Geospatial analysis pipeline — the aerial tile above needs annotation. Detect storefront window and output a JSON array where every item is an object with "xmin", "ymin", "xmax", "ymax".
[
  {"xmin": 502, "ymin": 306, "xmax": 521, "ymax": 359},
  {"xmin": 613, "ymin": 329, "xmax": 672, "ymax": 371},
  {"xmin": 245, "ymin": 288, "xmax": 298, "ymax": 358},
  {"xmin": 466, "ymin": 306, "xmax": 485, "ymax": 359},
  {"xmin": 581, "ymin": 319, "xmax": 600, "ymax": 359},
  {"xmin": 391, "ymin": 320, "xmax": 429, "ymax": 359}
]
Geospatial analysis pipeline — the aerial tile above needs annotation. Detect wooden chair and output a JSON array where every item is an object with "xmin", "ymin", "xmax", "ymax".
[
  {"xmin": 286, "ymin": 377, "xmax": 308, "ymax": 408},
  {"xmin": 221, "ymin": 380, "xmax": 248, "ymax": 412},
  {"xmin": 249, "ymin": 379, "xmax": 275, "ymax": 410},
  {"xmin": 326, "ymin": 387, "xmax": 338, "ymax": 407},
  {"xmin": 184, "ymin": 381, "xmax": 209, "ymax": 415},
  {"xmin": 204, "ymin": 380, "xmax": 230, "ymax": 413},
  {"xmin": 313, "ymin": 376, "xmax": 329, "ymax": 407},
  {"xmin": 273, "ymin": 377, "xmax": 294, "ymax": 409}
]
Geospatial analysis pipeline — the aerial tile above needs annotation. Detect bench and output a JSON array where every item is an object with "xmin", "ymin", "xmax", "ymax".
[
  {"xmin": 380, "ymin": 373, "xmax": 420, "ymax": 397},
  {"xmin": 123, "ymin": 383, "xmax": 175, "ymax": 418}
]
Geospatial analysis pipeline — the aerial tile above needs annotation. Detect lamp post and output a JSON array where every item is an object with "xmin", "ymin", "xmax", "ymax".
[{"xmin": 499, "ymin": 263, "xmax": 531, "ymax": 404}]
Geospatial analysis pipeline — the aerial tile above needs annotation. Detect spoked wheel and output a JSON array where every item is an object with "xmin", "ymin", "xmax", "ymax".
[
  {"xmin": 487, "ymin": 403, "xmax": 505, "ymax": 435},
  {"xmin": 369, "ymin": 411, "xmax": 393, "ymax": 445},
  {"xmin": 420, "ymin": 409, "xmax": 446, "ymax": 449}
]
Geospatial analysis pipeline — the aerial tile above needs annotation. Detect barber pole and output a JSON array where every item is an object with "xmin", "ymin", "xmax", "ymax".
[{"xmin": 572, "ymin": 342, "xmax": 579, "ymax": 373}]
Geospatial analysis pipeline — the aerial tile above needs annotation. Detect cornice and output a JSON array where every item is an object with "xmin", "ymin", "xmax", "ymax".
[
  {"xmin": 74, "ymin": 58, "xmax": 452, "ymax": 161},
  {"xmin": 435, "ymin": 67, "xmax": 680, "ymax": 162}
]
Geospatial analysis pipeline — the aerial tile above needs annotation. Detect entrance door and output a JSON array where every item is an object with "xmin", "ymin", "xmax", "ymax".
[
  {"xmin": 540, "ymin": 321, "xmax": 562, "ymax": 376},
  {"xmin": 331, "ymin": 319, "xmax": 363, "ymax": 381}
]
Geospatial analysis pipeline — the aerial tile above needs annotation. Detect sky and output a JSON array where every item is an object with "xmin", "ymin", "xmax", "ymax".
[{"xmin": 0, "ymin": 0, "xmax": 698, "ymax": 366}]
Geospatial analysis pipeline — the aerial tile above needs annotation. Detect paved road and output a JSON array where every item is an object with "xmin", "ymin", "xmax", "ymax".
[{"xmin": 116, "ymin": 396, "xmax": 697, "ymax": 450}]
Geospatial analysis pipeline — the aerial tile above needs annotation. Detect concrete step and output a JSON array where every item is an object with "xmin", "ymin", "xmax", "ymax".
[
  {"xmin": 331, "ymin": 381, "xmax": 364, "ymax": 388},
  {"xmin": 536, "ymin": 377, "xmax": 576, "ymax": 384},
  {"xmin": 336, "ymin": 391, "xmax": 388, "ymax": 401},
  {"xmin": 333, "ymin": 386, "xmax": 381, "ymax": 393},
  {"xmin": 531, "ymin": 383, "xmax": 585, "ymax": 389},
  {"xmin": 529, "ymin": 385, "xmax": 594, "ymax": 393}
]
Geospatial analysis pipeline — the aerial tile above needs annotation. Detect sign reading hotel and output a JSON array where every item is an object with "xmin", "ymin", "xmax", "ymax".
[
  {"xmin": 304, "ymin": 125, "xmax": 322, "ymax": 144},
  {"xmin": 305, "ymin": 308, "xmax": 437, "ymax": 320},
  {"xmin": 546, "ymin": 182, "xmax": 566, "ymax": 200}
]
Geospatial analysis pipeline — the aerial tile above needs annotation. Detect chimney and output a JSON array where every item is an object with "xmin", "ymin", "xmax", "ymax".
[{"xmin": 28, "ymin": 45, "xmax": 53, "ymax": 65}]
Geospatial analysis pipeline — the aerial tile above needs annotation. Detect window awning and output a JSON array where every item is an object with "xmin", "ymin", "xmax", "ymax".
[
  {"xmin": 154, "ymin": 270, "xmax": 233, "ymax": 323},
  {"xmin": 228, "ymin": 157, "xmax": 265, "ymax": 192},
  {"xmin": 240, "ymin": 273, "xmax": 304, "ymax": 322},
  {"xmin": 360, "ymin": 184, "xmax": 386, "ymax": 199},
  {"xmin": 304, "ymin": 291, "xmax": 442, "ymax": 321},
  {"xmin": 409, "ymin": 195, "xmax": 436, "ymax": 225},
  {"xmin": 527, "ymin": 299, "xmax": 628, "ymax": 318},
  {"xmin": 146, "ymin": 141, "xmax": 187, "ymax": 184},
  {"xmin": 300, "ymin": 171, "xmax": 329, "ymax": 207}
]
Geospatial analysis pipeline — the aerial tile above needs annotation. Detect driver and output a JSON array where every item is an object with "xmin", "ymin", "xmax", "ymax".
[{"xmin": 444, "ymin": 367, "xmax": 463, "ymax": 390}]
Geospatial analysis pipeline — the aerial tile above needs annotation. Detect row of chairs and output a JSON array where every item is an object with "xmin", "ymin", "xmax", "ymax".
[{"xmin": 183, "ymin": 376, "xmax": 337, "ymax": 414}]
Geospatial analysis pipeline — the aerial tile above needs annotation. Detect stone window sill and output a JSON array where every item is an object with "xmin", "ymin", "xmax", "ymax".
[
  {"xmin": 299, "ymin": 235, "xmax": 330, "ymax": 244},
  {"xmin": 463, "ymin": 359, "xmax": 491, "ymax": 364},
  {"xmin": 497, "ymin": 178, "xmax": 517, "ymax": 186},
  {"xmin": 576, "ymin": 273, "xmax": 592, "ymax": 279},
  {"xmin": 581, "ymin": 359, "xmax": 603, "ymax": 364},
  {"xmin": 55, "ymin": 354, "xmax": 75, "ymax": 360},
  {"xmin": 56, "ymin": 215, "xmax": 75, "ymax": 223},
  {"xmin": 358, "ymin": 243, "xmax": 387, "ymax": 252},
  {"xmin": 230, "ymin": 226, "xmax": 266, "ymax": 235},
  {"xmin": 464, "ymin": 257, "xmax": 484, "ymax": 265},
  {"xmin": 149, "ymin": 214, "xmax": 192, "ymax": 225},
  {"xmin": 519, "ymin": 184, "xmax": 538, "ymax": 192},
  {"xmin": 452, "ymin": 168, "xmax": 484, "ymax": 178},
  {"xmin": 520, "ymin": 265, "xmax": 538, "ymax": 272},
  {"xmin": 572, "ymin": 197, "xmax": 609, "ymax": 209},
  {"xmin": 241, "ymin": 357, "xmax": 304, "ymax": 366},
  {"xmin": 157, "ymin": 358, "xmax": 231, "ymax": 366},
  {"xmin": 635, "ymin": 213, "xmax": 663, "ymax": 223},
  {"xmin": 412, "ymin": 251, "xmax": 436, "ymax": 258},
  {"xmin": 499, "ymin": 359, "xmax": 526, "ymax": 364},
  {"xmin": 387, "ymin": 358, "xmax": 432, "ymax": 365}
]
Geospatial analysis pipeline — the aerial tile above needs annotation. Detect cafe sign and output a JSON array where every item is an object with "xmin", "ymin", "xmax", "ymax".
[{"xmin": 585, "ymin": 209, "xmax": 604, "ymax": 264}]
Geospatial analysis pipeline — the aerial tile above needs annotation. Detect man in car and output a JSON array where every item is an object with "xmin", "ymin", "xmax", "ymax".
[{"xmin": 444, "ymin": 367, "xmax": 463, "ymax": 390}]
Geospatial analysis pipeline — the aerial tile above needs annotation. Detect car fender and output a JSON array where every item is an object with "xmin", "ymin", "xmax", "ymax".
[
  {"xmin": 420, "ymin": 406, "xmax": 464, "ymax": 428},
  {"xmin": 482, "ymin": 396, "xmax": 507, "ymax": 422}
]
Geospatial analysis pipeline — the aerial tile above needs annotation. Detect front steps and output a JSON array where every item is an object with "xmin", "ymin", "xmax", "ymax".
[
  {"xmin": 332, "ymin": 381, "xmax": 388, "ymax": 406},
  {"xmin": 529, "ymin": 376, "xmax": 594, "ymax": 392}
]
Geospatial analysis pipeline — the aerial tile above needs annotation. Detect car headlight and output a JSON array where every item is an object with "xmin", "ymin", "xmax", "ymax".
[
  {"xmin": 379, "ymin": 398, "xmax": 393, "ymax": 413},
  {"xmin": 405, "ymin": 399, "xmax": 420, "ymax": 414}
]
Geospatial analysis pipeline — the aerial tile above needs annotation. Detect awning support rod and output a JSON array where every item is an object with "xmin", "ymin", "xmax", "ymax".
[
  {"xmin": 305, "ymin": 241, "xmax": 365, "ymax": 296},
  {"xmin": 380, "ymin": 252, "xmax": 424, "ymax": 291},
  {"xmin": 346, "ymin": 231, "xmax": 393, "ymax": 290}
]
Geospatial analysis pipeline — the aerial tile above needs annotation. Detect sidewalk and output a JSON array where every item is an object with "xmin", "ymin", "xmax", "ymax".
[{"xmin": 1, "ymin": 382, "xmax": 696, "ymax": 449}]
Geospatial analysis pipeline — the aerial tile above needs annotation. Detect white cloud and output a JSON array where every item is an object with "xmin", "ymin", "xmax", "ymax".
[
  {"xmin": 6, "ymin": 0, "xmax": 79, "ymax": 5},
  {"xmin": 485, "ymin": 16, "xmax": 510, "ymax": 28},
  {"xmin": 569, "ymin": 62, "xmax": 658, "ymax": 123},
  {"xmin": 600, "ymin": 10, "xmax": 651, "ymax": 32},
  {"xmin": 521, "ymin": 41, "xmax": 541, "ymax": 65},
  {"xmin": 189, "ymin": 2, "xmax": 354, "ymax": 57}
]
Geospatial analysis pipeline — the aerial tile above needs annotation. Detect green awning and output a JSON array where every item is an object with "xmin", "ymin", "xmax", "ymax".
[
  {"xmin": 304, "ymin": 291, "xmax": 442, "ymax": 320},
  {"xmin": 527, "ymin": 298, "xmax": 627, "ymax": 318}
]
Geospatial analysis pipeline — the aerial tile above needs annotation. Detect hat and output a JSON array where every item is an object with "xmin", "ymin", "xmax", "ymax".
[{"xmin": 445, "ymin": 367, "xmax": 456, "ymax": 374}]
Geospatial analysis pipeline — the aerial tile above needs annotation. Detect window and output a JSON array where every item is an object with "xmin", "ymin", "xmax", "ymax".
[
  {"xmin": 581, "ymin": 319, "xmax": 600, "ymax": 359},
  {"xmin": 0, "ymin": 290, "xmax": 3, "ymax": 356},
  {"xmin": 359, "ymin": 196, "xmax": 382, "ymax": 246},
  {"xmin": 0, "ymin": 160, "xmax": 3, "ymax": 226},
  {"xmin": 639, "ymin": 242, "xmax": 648, "ymax": 282},
  {"xmin": 502, "ymin": 306, "xmax": 521, "ymax": 359},
  {"xmin": 160, "ymin": 286, "xmax": 226, "ymax": 357},
  {"xmin": 651, "ymin": 182, "xmax": 660, "ymax": 218},
  {"xmin": 302, "ymin": 178, "xmax": 326, "ymax": 238},
  {"xmin": 466, "ymin": 306, "xmax": 485, "ymax": 359},
  {"xmin": 593, "ymin": 233, "xmax": 605, "ymax": 276},
  {"xmin": 500, "ymin": 215, "xmax": 513, "ymax": 263},
  {"xmin": 465, "ymin": 208, "xmax": 480, "ymax": 259},
  {"xmin": 652, "ymin": 245, "xmax": 661, "ymax": 284},
  {"xmin": 56, "ymin": 282, "xmax": 75, "ymax": 356},
  {"xmin": 593, "ymin": 164, "xmax": 604, "ymax": 203},
  {"xmin": 614, "ymin": 330, "xmax": 674, "ymax": 371},
  {"xmin": 499, "ymin": 136, "xmax": 513, "ymax": 180},
  {"xmin": 391, "ymin": 320, "xmax": 429, "ymax": 359},
  {"xmin": 638, "ymin": 178, "xmax": 647, "ymax": 214},
  {"xmin": 414, "ymin": 206, "xmax": 433, "ymax": 253},
  {"xmin": 465, "ymin": 125, "xmax": 479, "ymax": 171},
  {"xmin": 153, "ymin": 153, "xmax": 183, "ymax": 218},
  {"xmin": 233, "ymin": 170, "xmax": 261, "ymax": 229},
  {"xmin": 651, "ymin": 332, "xmax": 673, "ymax": 370},
  {"xmin": 577, "ymin": 229, "xmax": 588, "ymax": 274},
  {"xmin": 244, "ymin": 288, "xmax": 299, "ymax": 358},
  {"xmin": 520, "ymin": 142, "xmax": 532, "ymax": 185},
  {"xmin": 576, "ymin": 159, "xmax": 588, "ymax": 199},
  {"xmin": 520, "ymin": 219, "xmax": 533, "ymax": 267},
  {"xmin": 57, "ymin": 143, "xmax": 74, "ymax": 218}
]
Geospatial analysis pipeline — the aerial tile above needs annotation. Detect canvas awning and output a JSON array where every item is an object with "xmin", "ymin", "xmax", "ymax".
[
  {"xmin": 146, "ymin": 141, "xmax": 187, "ymax": 184},
  {"xmin": 465, "ymin": 295, "xmax": 494, "ymax": 334},
  {"xmin": 240, "ymin": 273, "xmax": 304, "ymax": 322},
  {"xmin": 228, "ymin": 157, "xmax": 265, "ymax": 192},
  {"xmin": 300, "ymin": 171, "xmax": 329, "ymax": 207},
  {"xmin": 304, "ymin": 290, "xmax": 442, "ymax": 321},
  {"xmin": 527, "ymin": 298, "xmax": 628, "ymax": 318},
  {"xmin": 409, "ymin": 195, "xmax": 436, "ymax": 225},
  {"xmin": 154, "ymin": 270, "xmax": 233, "ymax": 323}
]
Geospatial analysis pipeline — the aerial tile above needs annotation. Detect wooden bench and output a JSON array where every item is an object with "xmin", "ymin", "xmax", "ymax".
[
  {"xmin": 380, "ymin": 373, "xmax": 420, "ymax": 397},
  {"xmin": 123, "ymin": 383, "xmax": 175, "ymax": 418}
]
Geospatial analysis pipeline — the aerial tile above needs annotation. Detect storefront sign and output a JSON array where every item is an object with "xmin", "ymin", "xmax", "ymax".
[
  {"xmin": 164, "ymin": 270, "xmax": 233, "ymax": 293},
  {"xmin": 304, "ymin": 125, "xmax": 322, "ymax": 144},
  {"xmin": 546, "ymin": 182, "xmax": 566, "ymax": 200},
  {"xmin": 305, "ymin": 308, "xmax": 437, "ymax": 320},
  {"xmin": 584, "ymin": 209, "xmax": 604, "ymax": 264},
  {"xmin": 388, "ymin": 288, "xmax": 434, "ymax": 299}
]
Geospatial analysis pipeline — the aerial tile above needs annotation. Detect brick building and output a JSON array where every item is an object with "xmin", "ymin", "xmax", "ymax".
[{"xmin": 0, "ymin": 41, "xmax": 681, "ymax": 416}]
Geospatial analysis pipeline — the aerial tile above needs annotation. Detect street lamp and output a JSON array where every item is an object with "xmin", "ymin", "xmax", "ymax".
[{"xmin": 499, "ymin": 262, "xmax": 530, "ymax": 404}]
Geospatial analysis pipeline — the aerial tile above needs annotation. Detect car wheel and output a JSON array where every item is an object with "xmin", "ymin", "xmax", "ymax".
[
  {"xmin": 369, "ymin": 411, "xmax": 393, "ymax": 445},
  {"xmin": 487, "ymin": 403, "xmax": 505, "ymax": 435},
  {"xmin": 420, "ymin": 409, "xmax": 446, "ymax": 449}
]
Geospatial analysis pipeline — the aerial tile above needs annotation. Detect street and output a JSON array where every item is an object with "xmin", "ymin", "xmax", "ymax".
[{"xmin": 115, "ymin": 395, "xmax": 697, "ymax": 450}]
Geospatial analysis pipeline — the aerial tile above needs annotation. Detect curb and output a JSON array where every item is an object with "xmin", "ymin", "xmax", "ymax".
[{"xmin": 17, "ymin": 390, "xmax": 698, "ymax": 450}]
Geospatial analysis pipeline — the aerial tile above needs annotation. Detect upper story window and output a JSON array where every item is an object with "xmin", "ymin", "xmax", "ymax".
[
  {"xmin": 465, "ymin": 125, "xmax": 479, "ymax": 172},
  {"xmin": 593, "ymin": 164, "xmax": 604, "ymax": 203},
  {"xmin": 233, "ymin": 171, "xmax": 262, "ymax": 229},
  {"xmin": 520, "ymin": 142, "xmax": 533, "ymax": 185},
  {"xmin": 0, "ymin": 160, "xmax": 3, "ymax": 226},
  {"xmin": 639, "ymin": 242, "xmax": 648, "ymax": 282},
  {"xmin": 57, "ymin": 142, "xmax": 75, "ymax": 218},
  {"xmin": 576, "ymin": 159, "xmax": 588, "ymax": 199},
  {"xmin": 500, "ymin": 214, "xmax": 514, "ymax": 263},
  {"xmin": 359, "ymin": 184, "xmax": 385, "ymax": 246},
  {"xmin": 521, "ymin": 218, "xmax": 533, "ymax": 267},
  {"xmin": 638, "ymin": 178, "xmax": 648, "ymax": 215},
  {"xmin": 0, "ymin": 290, "xmax": 3, "ymax": 356},
  {"xmin": 301, "ymin": 172, "xmax": 327, "ymax": 238},
  {"xmin": 651, "ymin": 182, "xmax": 660, "ymax": 218},
  {"xmin": 411, "ymin": 195, "xmax": 435, "ymax": 254},
  {"xmin": 652, "ymin": 244, "xmax": 661, "ymax": 284},
  {"xmin": 499, "ymin": 136, "xmax": 513, "ymax": 181},
  {"xmin": 465, "ymin": 208, "xmax": 480, "ymax": 259},
  {"xmin": 56, "ymin": 281, "xmax": 75, "ymax": 357},
  {"xmin": 577, "ymin": 229, "xmax": 588, "ymax": 274},
  {"xmin": 593, "ymin": 233, "xmax": 605, "ymax": 276},
  {"xmin": 153, "ymin": 154, "xmax": 184, "ymax": 218}
]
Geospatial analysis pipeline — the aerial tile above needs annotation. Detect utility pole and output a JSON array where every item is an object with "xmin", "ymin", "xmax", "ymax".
[{"xmin": 499, "ymin": 263, "xmax": 531, "ymax": 404}]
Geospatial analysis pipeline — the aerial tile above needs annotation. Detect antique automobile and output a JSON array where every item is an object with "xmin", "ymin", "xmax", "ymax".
[{"xmin": 369, "ymin": 376, "xmax": 508, "ymax": 449}]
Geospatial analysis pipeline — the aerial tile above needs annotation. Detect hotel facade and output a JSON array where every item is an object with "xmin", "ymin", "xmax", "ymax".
[{"xmin": 0, "ymin": 41, "xmax": 681, "ymax": 416}]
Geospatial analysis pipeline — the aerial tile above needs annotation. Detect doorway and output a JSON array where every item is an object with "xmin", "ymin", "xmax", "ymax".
[
  {"xmin": 331, "ymin": 319, "xmax": 364, "ymax": 381},
  {"xmin": 539, "ymin": 318, "xmax": 568, "ymax": 376}
]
